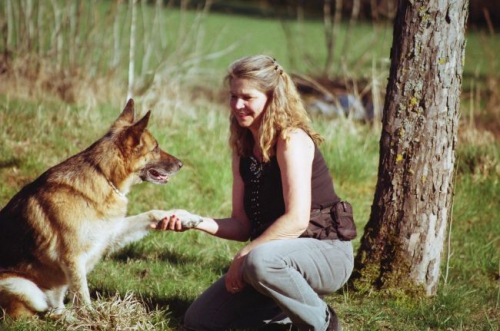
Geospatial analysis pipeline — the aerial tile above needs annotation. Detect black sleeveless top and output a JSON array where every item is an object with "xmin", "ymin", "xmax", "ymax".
[{"xmin": 240, "ymin": 145, "xmax": 340, "ymax": 240}]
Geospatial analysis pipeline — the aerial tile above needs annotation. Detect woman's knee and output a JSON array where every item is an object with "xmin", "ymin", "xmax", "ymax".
[{"xmin": 243, "ymin": 244, "xmax": 283, "ymax": 285}]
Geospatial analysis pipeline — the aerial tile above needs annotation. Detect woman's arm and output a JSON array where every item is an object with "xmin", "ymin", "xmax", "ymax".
[{"xmin": 153, "ymin": 154, "xmax": 252, "ymax": 242}]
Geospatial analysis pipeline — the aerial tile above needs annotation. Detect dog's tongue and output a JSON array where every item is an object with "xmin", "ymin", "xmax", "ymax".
[{"xmin": 150, "ymin": 170, "xmax": 168, "ymax": 183}]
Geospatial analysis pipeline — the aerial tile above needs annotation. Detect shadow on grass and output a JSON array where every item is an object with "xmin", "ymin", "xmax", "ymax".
[
  {"xmin": 109, "ymin": 244, "xmax": 231, "ymax": 275},
  {"xmin": 110, "ymin": 246, "xmax": 201, "ymax": 266}
]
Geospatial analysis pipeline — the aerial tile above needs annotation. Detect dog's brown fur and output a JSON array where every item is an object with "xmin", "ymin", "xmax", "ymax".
[{"xmin": 0, "ymin": 99, "xmax": 184, "ymax": 319}]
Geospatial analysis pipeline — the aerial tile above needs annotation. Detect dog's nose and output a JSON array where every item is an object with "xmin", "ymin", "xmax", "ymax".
[{"xmin": 178, "ymin": 160, "xmax": 183, "ymax": 169}]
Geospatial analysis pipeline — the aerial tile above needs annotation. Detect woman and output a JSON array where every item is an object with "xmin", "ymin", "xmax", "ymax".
[{"xmin": 154, "ymin": 55, "xmax": 354, "ymax": 331}]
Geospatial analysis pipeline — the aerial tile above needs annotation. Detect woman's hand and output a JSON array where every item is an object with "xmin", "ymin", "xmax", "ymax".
[
  {"xmin": 225, "ymin": 252, "xmax": 247, "ymax": 294},
  {"xmin": 150, "ymin": 209, "xmax": 203, "ymax": 232}
]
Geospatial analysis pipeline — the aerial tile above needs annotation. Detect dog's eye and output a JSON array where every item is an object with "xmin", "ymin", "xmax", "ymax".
[{"xmin": 153, "ymin": 145, "xmax": 159, "ymax": 153}]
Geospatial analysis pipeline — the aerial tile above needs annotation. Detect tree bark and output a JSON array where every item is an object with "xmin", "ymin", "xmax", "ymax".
[{"xmin": 352, "ymin": 0, "xmax": 469, "ymax": 296}]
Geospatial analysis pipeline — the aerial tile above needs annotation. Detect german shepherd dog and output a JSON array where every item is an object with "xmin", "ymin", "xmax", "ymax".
[{"xmin": 0, "ymin": 99, "xmax": 195, "ymax": 319}]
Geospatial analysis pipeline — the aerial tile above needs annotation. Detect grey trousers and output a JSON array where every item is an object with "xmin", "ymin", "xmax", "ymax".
[{"xmin": 183, "ymin": 238, "xmax": 354, "ymax": 331}]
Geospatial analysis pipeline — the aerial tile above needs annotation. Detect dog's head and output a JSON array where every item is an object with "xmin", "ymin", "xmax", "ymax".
[{"xmin": 111, "ymin": 99, "xmax": 182, "ymax": 185}]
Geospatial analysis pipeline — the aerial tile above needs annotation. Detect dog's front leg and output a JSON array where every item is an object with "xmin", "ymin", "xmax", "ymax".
[
  {"xmin": 106, "ymin": 210, "xmax": 167, "ymax": 254},
  {"xmin": 108, "ymin": 210, "xmax": 203, "ymax": 253},
  {"xmin": 108, "ymin": 210, "xmax": 204, "ymax": 254},
  {"xmin": 62, "ymin": 260, "xmax": 92, "ymax": 308}
]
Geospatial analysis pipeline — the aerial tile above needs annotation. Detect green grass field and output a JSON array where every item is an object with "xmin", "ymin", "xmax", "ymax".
[{"xmin": 0, "ymin": 2, "xmax": 499, "ymax": 330}]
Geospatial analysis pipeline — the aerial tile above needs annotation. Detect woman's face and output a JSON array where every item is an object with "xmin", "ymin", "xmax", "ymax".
[{"xmin": 229, "ymin": 78, "xmax": 269, "ymax": 133}]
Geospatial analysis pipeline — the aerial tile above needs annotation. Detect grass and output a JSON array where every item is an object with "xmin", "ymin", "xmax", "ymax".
[
  {"xmin": 1, "ymin": 2, "xmax": 499, "ymax": 330},
  {"xmin": 0, "ymin": 96, "xmax": 498, "ymax": 330}
]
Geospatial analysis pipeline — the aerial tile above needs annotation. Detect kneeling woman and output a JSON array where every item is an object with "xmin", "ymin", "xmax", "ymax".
[{"xmin": 154, "ymin": 55, "xmax": 354, "ymax": 331}]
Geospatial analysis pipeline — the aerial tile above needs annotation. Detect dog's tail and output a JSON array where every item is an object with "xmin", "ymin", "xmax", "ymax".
[{"xmin": 0, "ymin": 275, "xmax": 49, "ymax": 318}]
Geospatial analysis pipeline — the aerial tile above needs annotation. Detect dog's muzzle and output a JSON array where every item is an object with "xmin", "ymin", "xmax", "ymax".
[{"xmin": 139, "ymin": 160, "xmax": 182, "ymax": 184}]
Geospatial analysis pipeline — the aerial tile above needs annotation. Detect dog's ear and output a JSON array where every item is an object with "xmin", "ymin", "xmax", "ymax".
[
  {"xmin": 111, "ymin": 99, "xmax": 136, "ymax": 130},
  {"xmin": 123, "ymin": 111, "xmax": 151, "ymax": 149},
  {"xmin": 131, "ymin": 110, "xmax": 151, "ymax": 134}
]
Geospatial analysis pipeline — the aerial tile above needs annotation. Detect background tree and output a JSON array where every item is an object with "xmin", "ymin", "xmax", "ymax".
[
  {"xmin": 351, "ymin": 0, "xmax": 469, "ymax": 296},
  {"xmin": 127, "ymin": 0, "xmax": 138, "ymax": 101}
]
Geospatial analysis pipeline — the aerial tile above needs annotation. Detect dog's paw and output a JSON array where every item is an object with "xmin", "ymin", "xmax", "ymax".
[
  {"xmin": 180, "ymin": 214, "xmax": 203, "ymax": 229},
  {"xmin": 45, "ymin": 307, "xmax": 66, "ymax": 320},
  {"xmin": 173, "ymin": 210, "xmax": 204, "ymax": 229},
  {"xmin": 148, "ymin": 209, "xmax": 203, "ymax": 229},
  {"xmin": 147, "ymin": 210, "xmax": 172, "ymax": 222}
]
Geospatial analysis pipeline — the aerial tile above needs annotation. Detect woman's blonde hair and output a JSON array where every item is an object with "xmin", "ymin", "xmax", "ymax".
[{"xmin": 225, "ymin": 55, "xmax": 323, "ymax": 162}]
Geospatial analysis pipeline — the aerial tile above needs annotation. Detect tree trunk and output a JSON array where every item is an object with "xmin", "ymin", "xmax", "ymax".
[
  {"xmin": 352, "ymin": 0, "xmax": 469, "ymax": 296},
  {"xmin": 323, "ymin": 0, "xmax": 342, "ymax": 76},
  {"xmin": 127, "ymin": 0, "xmax": 138, "ymax": 101}
]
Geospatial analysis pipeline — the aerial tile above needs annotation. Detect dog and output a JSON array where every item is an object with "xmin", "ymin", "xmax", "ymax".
[{"xmin": 0, "ymin": 99, "xmax": 199, "ymax": 319}]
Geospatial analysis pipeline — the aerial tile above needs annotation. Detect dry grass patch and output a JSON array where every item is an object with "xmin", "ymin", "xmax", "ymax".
[
  {"xmin": 54, "ymin": 292, "xmax": 169, "ymax": 331},
  {"xmin": 0, "ymin": 54, "xmax": 126, "ymax": 108}
]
